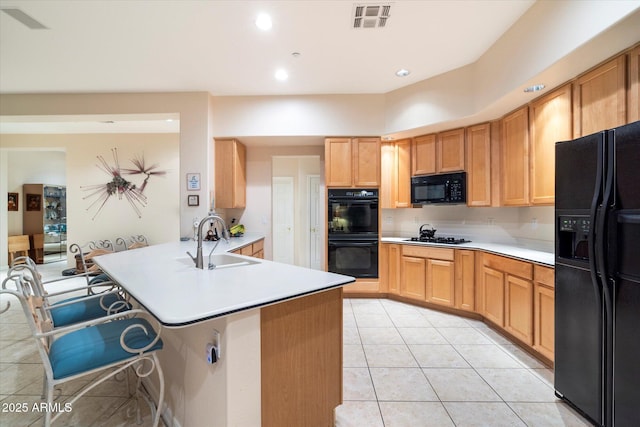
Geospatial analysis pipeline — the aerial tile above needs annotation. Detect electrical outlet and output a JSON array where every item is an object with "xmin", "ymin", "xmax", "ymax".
[
  {"xmin": 414, "ymin": 216, "xmax": 420, "ymax": 224},
  {"xmin": 531, "ymin": 218, "xmax": 538, "ymax": 229},
  {"xmin": 487, "ymin": 217, "xmax": 495, "ymax": 226}
]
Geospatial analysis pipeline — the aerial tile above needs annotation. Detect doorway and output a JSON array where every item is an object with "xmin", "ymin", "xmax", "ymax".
[{"xmin": 271, "ymin": 156, "xmax": 323, "ymax": 268}]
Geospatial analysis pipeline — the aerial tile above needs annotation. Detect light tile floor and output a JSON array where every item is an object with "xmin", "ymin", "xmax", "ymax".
[
  {"xmin": 2, "ymin": 262, "xmax": 591, "ymax": 426},
  {"xmin": 335, "ymin": 298, "xmax": 591, "ymax": 427}
]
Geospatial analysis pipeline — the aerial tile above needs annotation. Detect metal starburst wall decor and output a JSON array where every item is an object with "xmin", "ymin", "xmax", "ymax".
[{"xmin": 82, "ymin": 148, "xmax": 166, "ymax": 219}]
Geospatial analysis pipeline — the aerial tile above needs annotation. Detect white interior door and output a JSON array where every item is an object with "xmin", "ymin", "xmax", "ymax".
[
  {"xmin": 308, "ymin": 175, "xmax": 322, "ymax": 270},
  {"xmin": 272, "ymin": 176, "xmax": 295, "ymax": 264}
]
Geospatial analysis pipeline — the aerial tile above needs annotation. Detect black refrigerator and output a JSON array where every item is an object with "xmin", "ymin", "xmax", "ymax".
[{"xmin": 555, "ymin": 120, "xmax": 640, "ymax": 427}]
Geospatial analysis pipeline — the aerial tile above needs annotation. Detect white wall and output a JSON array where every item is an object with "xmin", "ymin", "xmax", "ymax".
[
  {"xmin": 0, "ymin": 133, "xmax": 180, "ymax": 267},
  {"xmin": 382, "ymin": 205, "xmax": 554, "ymax": 252}
]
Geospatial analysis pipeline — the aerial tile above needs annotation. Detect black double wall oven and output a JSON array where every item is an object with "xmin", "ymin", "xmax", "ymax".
[{"xmin": 327, "ymin": 189, "xmax": 378, "ymax": 278}]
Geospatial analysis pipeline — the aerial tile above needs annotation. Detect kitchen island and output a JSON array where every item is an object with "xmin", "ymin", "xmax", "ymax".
[{"xmin": 93, "ymin": 233, "xmax": 354, "ymax": 427}]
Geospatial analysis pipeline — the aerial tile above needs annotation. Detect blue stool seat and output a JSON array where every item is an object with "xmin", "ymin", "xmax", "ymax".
[
  {"xmin": 49, "ymin": 317, "xmax": 163, "ymax": 380},
  {"xmin": 50, "ymin": 293, "xmax": 131, "ymax": 327}
]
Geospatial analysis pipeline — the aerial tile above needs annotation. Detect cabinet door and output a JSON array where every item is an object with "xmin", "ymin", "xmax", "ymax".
[
  {"xmin": 380, "ymin": 139, "xmax": 411, "ymax": 209},
  {"xmin": 534, "ymin": 283, "xmax": 555, "ymax": 361},
  {"xmin": 628, "ymin": 45, "xmax": 640, "ymax": 123},
  {"xmin": 505, "ymin": 274, "xmax": 534, "ymax": 345},
  {"xmin": 387, "ymin": 244, "xmax": 401, "ymax": 295},
  {"xmin": 426, "ymin": 259, "xmax": 455, "ymax": 307},
  {"xmin": 529, "ymin": 84, "xmax": 572, "ymax": 205},
  {"xmin": 466, "ymin": 123, "xmax": 491, "ymax": 207},
  {"xmin": 325, "ymin": 138, "xmax": 353, "ymax": 187},
  {"xmin": 437, "ymin": 128, "xmax": 465, "ymax": 173},
  {"xmin": 412, "ymin": 134, "xmax": 436, "ymax": 176},
  {"xmin": 215, "ymin": 139, "xmax": 246, "ymax": 208},
  {"xmin": 353, "ymin": 137, "xmax": 380, "ymax": 187},
  {"xmin": 395, "ymin": 139, "xmax": 411, "ymax": 207},
  {"xmin": 401, "ymin": 256, "xmax": 426, "ymax": 300},
  {"xmin": 573, "ymin": 55, "xmax": 626, "ymax": 137},
  {"xmin": 501, "ymin": 107, "xmax": 530, "ymax": 206},
  {"xmin": 380, "ymin": 142, "xmax": 395, "ymax": 209},
  {"xmin": 455, "ymin": 250, "xmax": 475, "ymax": 311},
  {"xmin": 483, "ymin": 266, "xmax": 504, "ymax": 327}
]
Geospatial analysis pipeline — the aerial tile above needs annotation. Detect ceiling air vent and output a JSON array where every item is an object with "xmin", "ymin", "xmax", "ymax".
[{"xmin": 352, "ymin": 4, "xmax": 392, "ymax": 29}]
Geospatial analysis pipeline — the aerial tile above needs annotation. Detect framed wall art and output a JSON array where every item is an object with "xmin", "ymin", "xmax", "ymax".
[
  {"xmin": 188, "ymin": 195, "xmax": 199, "ymax": 207},
  {"xmin": 26, "ymin": 194, "xmax": 41, "ymax": 211},
  {"xmin": 187, "ymin": 173, "xmax": 200, "ymax": 191},
  {"xmin": 8, "ymin": 193, "xmax": 18, "ymax": 211}
]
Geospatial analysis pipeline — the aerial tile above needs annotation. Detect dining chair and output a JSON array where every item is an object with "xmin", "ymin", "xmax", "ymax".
[{"xmin": 1, "ymin": 272, "xmax": 165, "ymax": 427}]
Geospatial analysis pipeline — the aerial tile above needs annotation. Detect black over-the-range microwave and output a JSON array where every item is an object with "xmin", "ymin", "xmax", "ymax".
[{"xmin": 411, "ymin": 172, "xmax": 467, "ymax": 204}]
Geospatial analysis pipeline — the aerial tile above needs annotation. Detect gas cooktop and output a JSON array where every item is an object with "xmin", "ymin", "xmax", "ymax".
[{"xmin": 405, "ymin": 236, "xmax": 471, "ymax": 245}]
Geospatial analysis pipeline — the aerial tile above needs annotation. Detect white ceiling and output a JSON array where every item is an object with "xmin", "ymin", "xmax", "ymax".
[{"xmin": 0, "ymin": 0, "xmax": 535, "ymax": 96}]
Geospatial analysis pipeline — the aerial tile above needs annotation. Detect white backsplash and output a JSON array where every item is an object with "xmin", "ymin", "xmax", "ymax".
[{"xmin": 382, "ymin": 205, "xmax": 554, "ymax": 253}]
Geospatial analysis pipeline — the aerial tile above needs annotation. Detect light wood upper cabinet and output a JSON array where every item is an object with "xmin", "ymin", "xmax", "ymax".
[
  {"xmin": 325, "ymin": 138, "xmax": 353, "ymax": 187},
  {"xmin": 629, "ymin": 45, "xmax": 640, "ymax": 123},
  {"xmin": 412, "ymin": 134, "xmax": 436, "ymax": 176},
  {"xmin": 533, "ymin": 265, "xmax": 555, "ymax": 361},
  {"xmin": 466, "ymin": 123, "xmax": 492, "ymax": 207},
  {"xmin": 455, "ymin": 250, "xmax": 475, "ymax": 312},
  {"xmin": 412, "ymin": 130, "xmax": 464, "ymax": 176},
  {"xmin": 353, "ymin": 137, "xmax": 381, "ymax": 187},
  {"xmin": 529, "ymin": 84, "xmax": 572, "ymax": 206},
  {"xmin": 437, "ymin": 128, "xmax": 465, "ymax": 173},
  {"xmin": 215, "ymin": 138, "xmax": 246, "ymax": 209},
  {"xmin": 501, "ymin": 107, "xmax": 530, "ymax": 206},
  {"xmin": 573, "ymin": 55, "xmax": 627, "ymax": 137},
  {"xmin": 381, "ymin": 139, "xmax": 411, "ymax": 208},
  {"xmin": 325, "ymin": 137, "xmax": 380, "ymax": 187}
]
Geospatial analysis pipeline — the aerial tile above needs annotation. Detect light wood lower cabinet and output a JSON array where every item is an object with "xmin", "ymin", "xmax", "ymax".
[
  {"xmin": 387, "ymin": 244, "xmax": 401, "ymax": 295},
  {"xmin": 400, "ymin": 246, "xmax": 455, "ymax": 307},
  {"xmin": 505, "ymin": 274, "xmax": 534, "ymax": 345},
  {"xmin": 534, "ymin": 265, "xmax": 555, "ymax": 361},
  {"xmin": 482, "ymin": 266, "xmax": 505, "ymax": 326},
  {"xmin": 455, "ymin": 250, "xmax": 475, "ymax": 311},
  {"xmin": 400, "ymin": 256, "xmax": 426, "ymax": 300},
  {"xmin": 427, "ymin": 259, "xmax": 455, "ymax": 307},
  {"xmin": 231, "ymin": 238, "xmax": 264, "ymax": 258}
]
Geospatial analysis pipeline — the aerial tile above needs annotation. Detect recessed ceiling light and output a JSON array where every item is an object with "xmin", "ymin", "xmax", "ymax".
[
  {"xmin": 524, "ymin": 84, "xmax": 545, "ymax": 93},
  {"xmin": 395, "ymin": 69, "xmax": 410, "ymax": 77},
  {"xmin": 275, "ymin": 69, "xmax": 288, "ymax": 81},
  {"xmin": 255, "ymin": 13, "xmax": 272, "ymax": 31}
]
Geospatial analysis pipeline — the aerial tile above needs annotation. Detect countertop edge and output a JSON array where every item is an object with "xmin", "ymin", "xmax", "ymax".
[{"xmin": 380, "ymin": 237, "xmax": 555, "ymax": 267}]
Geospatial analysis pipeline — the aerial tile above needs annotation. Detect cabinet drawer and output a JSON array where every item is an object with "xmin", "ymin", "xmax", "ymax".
[
  {"xmin": 253, "ymin": 239, "xmax": 264, "ymax": 253},
  {"xmin": 483, "ymin": 253, "xmax": 532, "ymax": 280},
  {"xmin": 240, "ymin": 245, "xmax": 253, "ymax": 256},
  {"xmin": 534, "ymin": 265, "xmax": 554, "ymax": 288},
  {"xmin": 402, "ymin": 245, "xmax": 454, "ymax": 261}
]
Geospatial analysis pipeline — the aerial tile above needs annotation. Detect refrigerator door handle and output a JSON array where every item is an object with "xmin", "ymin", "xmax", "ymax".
[{"xmin": 588, "ymin": 136, "xmax": 604, "ymax": 289}]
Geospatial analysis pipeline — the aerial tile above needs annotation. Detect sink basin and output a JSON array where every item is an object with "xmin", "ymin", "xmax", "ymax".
[{"xmin": 176, "ymin": 253, "xmax": 260, "ymax": 269}]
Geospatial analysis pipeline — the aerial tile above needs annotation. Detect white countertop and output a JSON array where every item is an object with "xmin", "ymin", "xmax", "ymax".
[
  {"xmin": 381, "ymin": 237, "xmax": 554, "ymax": 266},
  {"xmin": 93, "ymin": 233, "xmax": 355, "ymax": 327}
]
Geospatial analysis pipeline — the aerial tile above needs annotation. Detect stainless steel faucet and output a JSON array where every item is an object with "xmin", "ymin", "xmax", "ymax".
[{"xmin": 187, "ymin": 214, "xmax": 230, "ymax": 269}]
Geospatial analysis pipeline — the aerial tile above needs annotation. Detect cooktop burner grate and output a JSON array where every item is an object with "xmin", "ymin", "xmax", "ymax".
[{"xmin": 407, "ymin": 236, "xmax": 471, "ymax": 245}]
